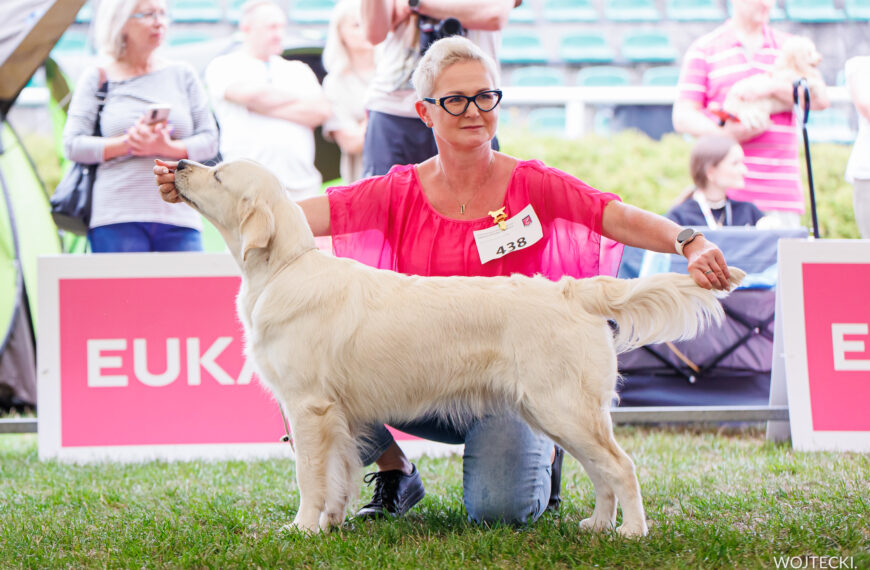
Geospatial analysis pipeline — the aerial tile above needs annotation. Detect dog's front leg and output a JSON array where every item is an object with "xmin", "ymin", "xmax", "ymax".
[{"xmin": 284, "ymin": 404, "xmax": 335, "ymax": 534}]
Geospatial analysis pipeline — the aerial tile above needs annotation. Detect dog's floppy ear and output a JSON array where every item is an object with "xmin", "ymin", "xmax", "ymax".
[{"xmin": 239, "ymin": 199, "xmax": 275, "ymax": 262}]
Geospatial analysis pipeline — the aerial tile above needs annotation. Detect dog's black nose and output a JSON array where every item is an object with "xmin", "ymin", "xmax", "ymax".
[{"xmin": 176, "ymin": 160, "xmax": 188, "ymax": 171}]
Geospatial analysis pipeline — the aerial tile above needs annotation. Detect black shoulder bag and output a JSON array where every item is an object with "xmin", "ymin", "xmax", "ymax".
[{"xmin": 50, "ymin": 68, "xmax": 108, "ymax": 236}]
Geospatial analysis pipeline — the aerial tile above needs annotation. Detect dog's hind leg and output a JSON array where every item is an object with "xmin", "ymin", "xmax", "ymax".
[
  {"xmin": 574, "ymin": 453, "xmax": 617, "ymax": 532},
  {"xmin": 523, "ymin": 393, "xmax": 648, "ymax": 538}
]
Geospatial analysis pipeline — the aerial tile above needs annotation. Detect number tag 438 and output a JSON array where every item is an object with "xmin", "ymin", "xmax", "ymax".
[{"xmin": 472, "ymin": 204, "xmax": 544, "ymax": 264}]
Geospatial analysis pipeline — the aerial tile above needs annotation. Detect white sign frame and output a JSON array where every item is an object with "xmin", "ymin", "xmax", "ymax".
[
  {"xmin": 38, "ymin": 253, "xmax": 460, "ymax": 463},
  {"xmin": 778, "ymin": 239, "xmax": 870, "ymax": 452}
]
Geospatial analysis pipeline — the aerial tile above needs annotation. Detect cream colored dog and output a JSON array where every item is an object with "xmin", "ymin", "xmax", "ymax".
[
  {"xmin": 720, "ymin": 36, "xmax": 824, "ymax": 129},
  {"xmin": 173, "ymin": 158, "xmax": 744, "ymax": 538}
]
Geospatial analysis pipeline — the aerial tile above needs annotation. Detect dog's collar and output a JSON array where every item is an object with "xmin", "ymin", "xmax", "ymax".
[{"xmin": 264, "ymin": 245, "xmax": 317, "ymax": 282}]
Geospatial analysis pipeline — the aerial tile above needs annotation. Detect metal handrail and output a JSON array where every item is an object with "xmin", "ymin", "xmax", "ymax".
[{"xmin": 0, "ymin": 406, "xmax": 790, "ymax": 435}]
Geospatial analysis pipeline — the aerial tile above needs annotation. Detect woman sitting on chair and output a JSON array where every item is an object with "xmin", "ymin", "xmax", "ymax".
[{"xmin": 666, "ymin": 134, "xmax": 764, "ymax": 229}]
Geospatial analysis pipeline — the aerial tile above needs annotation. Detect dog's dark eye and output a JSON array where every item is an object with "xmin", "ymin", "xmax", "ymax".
[{"xmin": 213, "ymin": 171, "xmax": 222, "ymax": 183}]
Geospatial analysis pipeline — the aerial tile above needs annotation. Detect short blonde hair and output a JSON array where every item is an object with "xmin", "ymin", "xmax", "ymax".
[
  {"xmin": 94, "ymin": 0, "xmax": 143, "ymax": 60},
  {"xmin": 411, "ymin": 36, "xmax": 500, "ymax": 100},
  {"xmin": 240, "ymin": 0, "xmax": 282, "ymax": 28},
  {"xmin": 322, "ymin": 0, "xmax": 363, "ymax": 74}
]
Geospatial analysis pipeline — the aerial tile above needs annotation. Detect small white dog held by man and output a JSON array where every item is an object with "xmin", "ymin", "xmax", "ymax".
[
  {"xmin": 718, "ymin": 36, "xmax": 825, "ymax": 130},
  {"xmin": 155, "ymin": 36, "xmax": 740, "ymax": 537}
]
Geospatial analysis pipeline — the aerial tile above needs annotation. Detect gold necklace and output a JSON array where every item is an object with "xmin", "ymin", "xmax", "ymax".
[{"xmin": 438, "ymin": 154, "xmax": 495, "ymax": 215}]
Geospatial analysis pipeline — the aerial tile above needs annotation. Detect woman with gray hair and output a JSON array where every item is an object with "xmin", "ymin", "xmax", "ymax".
[
  {"xmin": 156, "ymin": 36, "xmax": 733, "ymax": 527},
  {"xmin": 64, "ymin": 0, "xmax": 217, "ymax": 252}
]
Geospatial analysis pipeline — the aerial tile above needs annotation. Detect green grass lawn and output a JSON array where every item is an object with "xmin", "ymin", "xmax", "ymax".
[{"xmin": 1, "ymin": 426, "xmax": 867, "ymax": 569}]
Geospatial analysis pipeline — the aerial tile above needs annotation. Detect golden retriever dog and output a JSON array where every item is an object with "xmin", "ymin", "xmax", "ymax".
[
  {"xmin": 719, "ymin": 36, "xmax": 824, "ymax": 129},
  {"xmin": 172, "ymin": 158, "xmax": 744, "ymax": 537}
]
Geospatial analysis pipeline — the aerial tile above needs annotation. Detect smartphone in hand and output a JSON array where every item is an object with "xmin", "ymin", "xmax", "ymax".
[{"xmin": 144, "ymin": 103, "xmax": 171, "ymax": 124}]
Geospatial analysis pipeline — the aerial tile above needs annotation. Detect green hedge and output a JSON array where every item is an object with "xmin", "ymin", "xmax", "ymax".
[
  {"xmin": 501, "ymin": 129, "xmax": 859, "ymax": 239},
  {"xmin": 23, "ymin": 129, "xmax": 860, "ymax": 239}
]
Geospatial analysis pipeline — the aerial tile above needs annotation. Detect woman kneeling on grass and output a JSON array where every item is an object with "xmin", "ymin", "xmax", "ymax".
[{"xmin": 155, "ymin": 36, "xmax": 733, "ymax": 526}]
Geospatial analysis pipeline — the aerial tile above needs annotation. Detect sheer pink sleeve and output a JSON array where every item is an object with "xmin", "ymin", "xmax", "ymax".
[
  {"xmin": 514, "ymin": 161, "xmax": 623, "ymax": 279},
  {"xmin": 326, "ymin": 165, "xmax": 415, "ymax": 271}
]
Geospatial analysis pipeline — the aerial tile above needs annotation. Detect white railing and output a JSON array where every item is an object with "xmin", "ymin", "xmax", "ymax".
[{"xmin": 501, "ymin": 85, "xmax": 853, "ymax": 138}]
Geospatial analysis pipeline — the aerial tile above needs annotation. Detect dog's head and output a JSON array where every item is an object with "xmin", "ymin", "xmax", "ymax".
[
  {"xmin": 778, "ymin": 36, "xmax": 822, "ymax": 77},
  {"xmin": 174, "ymin": 159, "xmax": 312, "ymax": 264}
]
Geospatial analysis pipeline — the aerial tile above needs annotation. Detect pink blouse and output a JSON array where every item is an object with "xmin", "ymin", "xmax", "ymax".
[{"xmin": 327, "ymin": 160, "xmax": 623, "ymax": 280}]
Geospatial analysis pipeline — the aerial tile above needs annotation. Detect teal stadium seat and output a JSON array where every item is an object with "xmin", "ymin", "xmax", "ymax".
[
  {"xmin": 728, "ymin": 1, "xmax": 786, "ymax": 20},
  {"xmin": 75, "ymin": 1, "xmax": 93, "ymax": 22},
  {"xmin": 785, "ymin": 0, "xmax": 845, "ymax": 22},
  {"xmin": 170, "ymin": 0, "xmax": 223, "ymax": 22},
  {"xmin": 510, "ymin": 66, "xmax": 565, "ymax": 86},
  {"xmin": 806, "ymin": 108, "xmax": 855, "ymax": 144},
  {"xmin": 527, "ymin": 107, "xmax": 566, "ymax": 134},
  {"xmin": 499, "ymin": 31, "xmax": 548, "ymax": 64},
  {"xmin": 666, "ymin": 0, "xmax": 724, "ymax": 21},
  {"xmin": 575, "ymin": 66, "xmax": 631, "ymax": 87},
  {"xmin": 291, "ymin": 0, "xmax": 337, "ymax": 24},
  {"xmin": 605, "ymin": 0, "xmax": 661, "ymax": 21},
  {"xmin": 168, "ymin": 30, "xmax": 213, "ymax": 46},
  {"xmin": 558, "ymin": 32, "xmax": 615, "ymax": 64},
  {"xmin": 25, "ymin": 68, "xmax": 46, "ymax": 88},
  {"xmin": 621, "ymin": 31, "xmax": 678, "ymax": 63},
  {"xmin": 52, "ymin": 31, "xmax": 90, "ymax": 55},
  {"xmin": 642, "ymin": 65, "xmax": 682, "ymax": 86},
  {"xmin": 228, "ymin": 0, "xmax": 247, "ymax": 22},
  {"xmin": 845, "ymin": 0, "xmax": 870, "ymax": 20},
  {"xmin": 509, "ymin": 0, "xmax": 537, "ymax": 23},
  {"xmin": 543, "ymin": 0, "xmax": 598, "ymax": 21}
]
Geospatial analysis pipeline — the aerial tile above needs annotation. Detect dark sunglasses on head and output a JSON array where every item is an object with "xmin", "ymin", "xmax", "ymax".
[{"xmin": 422, "ymin": 90, "xmax": 503, "ymax": 116}]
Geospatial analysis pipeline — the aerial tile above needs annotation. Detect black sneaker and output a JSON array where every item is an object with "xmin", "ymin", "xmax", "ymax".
[
  {"xmin": 546, "ymin": 446, "xmax": 564, "ymax": 513},
  {"xmin": 355, "ymin": 464, "xmax": 425, "ymax": 519}
]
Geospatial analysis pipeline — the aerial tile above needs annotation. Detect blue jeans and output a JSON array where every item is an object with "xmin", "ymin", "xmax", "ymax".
[
  {"xmin": 89, "ymin": 222, "xmax": 202, "ymax": 253},
  {"xmin": 360, "ymin": 413, "xmax": 553, "ymax": 525}
]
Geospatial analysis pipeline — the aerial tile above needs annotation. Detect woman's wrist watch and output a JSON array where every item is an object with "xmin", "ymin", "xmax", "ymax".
[{"xmin": 675, "ymin": 227, "xmax": 703, "ymax": 257}]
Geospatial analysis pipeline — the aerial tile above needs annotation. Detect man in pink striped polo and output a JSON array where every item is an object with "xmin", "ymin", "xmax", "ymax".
[{"xmin": 673, "ymin": 0, "xmax": 829, "ymax": 227}]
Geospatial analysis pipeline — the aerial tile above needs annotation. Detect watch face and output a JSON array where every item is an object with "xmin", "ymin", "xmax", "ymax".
[{"xmin": 677, "ymin": 228, "xmax": 695, "ymax": 242}]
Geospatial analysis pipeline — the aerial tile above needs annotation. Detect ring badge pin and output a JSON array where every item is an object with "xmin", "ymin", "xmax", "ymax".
[{"xmin": 473, "ymin": 204, "xmax": 543, "ymax": 264}]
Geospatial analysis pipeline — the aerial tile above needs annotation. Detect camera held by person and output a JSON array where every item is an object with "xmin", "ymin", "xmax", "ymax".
[{"xmin": 418, "ymin": 16, "xmax": 465, "ymax": 55}]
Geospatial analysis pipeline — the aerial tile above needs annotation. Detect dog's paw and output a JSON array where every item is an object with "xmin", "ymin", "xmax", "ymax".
[
  {"xmin": 281, "ymin": 517, "xmax": 323, "ymax": 536},
  {"xmin": 319, "ymin": 511, "xmax": 346, "ymax": 530},
  {"xmin": 579, "ymin": 517, "xmax": 615, "ymax": 532},
  {"xmin": 615, "ymin": 520, "xmax": 649, "ymax": 538}
]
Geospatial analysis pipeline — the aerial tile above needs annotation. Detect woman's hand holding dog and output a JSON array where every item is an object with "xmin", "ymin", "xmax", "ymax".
[
  {"xmin": 154, "ymin": 159, "xmax": 182, "ymax": 203},
  {"xmin": 682, "ymin": 236, "xmax": 731, "ymax": 291}
]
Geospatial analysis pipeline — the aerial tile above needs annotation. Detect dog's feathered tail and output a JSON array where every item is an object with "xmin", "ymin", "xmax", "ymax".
[{"xmin": 565, "ymin": 269, "xmax": 746, "ymax": 353}]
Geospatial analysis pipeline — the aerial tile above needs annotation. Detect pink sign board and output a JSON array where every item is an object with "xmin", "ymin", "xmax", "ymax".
[
  {"xmin": 58, "ymin": 276, "xmax": 284, "ymax": 447},
  {"xmin": 38, "ymin": 254, "xmax": 436, "ymax": 462},
  {"xmin": 801, "ymin": 263, "xmax": 870, "ymax": 432}
]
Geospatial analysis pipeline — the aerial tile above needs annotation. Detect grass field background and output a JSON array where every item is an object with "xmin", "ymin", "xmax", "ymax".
[
  {"xmin": 7, "ymin": 128, "xmax": 866, "ymax": 568},
  {"xmin": 2, "ymin": 426, "xmax": 867, "ymax": 568}
]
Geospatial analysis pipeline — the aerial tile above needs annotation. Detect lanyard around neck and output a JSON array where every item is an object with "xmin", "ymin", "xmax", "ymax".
[{"xmin": 693, "ymin": 190, "xmax": 732, "ymax": 228}]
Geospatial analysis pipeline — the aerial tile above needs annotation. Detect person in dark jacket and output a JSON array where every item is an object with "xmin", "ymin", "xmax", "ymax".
[{"xmin": 667, "ymin": 134, "xmax": 764, "ymax": 228}]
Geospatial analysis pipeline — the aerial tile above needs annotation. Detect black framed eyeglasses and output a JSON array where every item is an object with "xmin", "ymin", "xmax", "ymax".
[{"xmin": 422, "ymin": 90, "xmax": 503, "ymax": 116}]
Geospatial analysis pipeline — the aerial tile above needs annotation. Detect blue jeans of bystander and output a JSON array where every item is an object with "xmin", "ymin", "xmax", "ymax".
[{"xmin": 89, "ymin": 222, "xmax": 203, "ymax": 253}]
